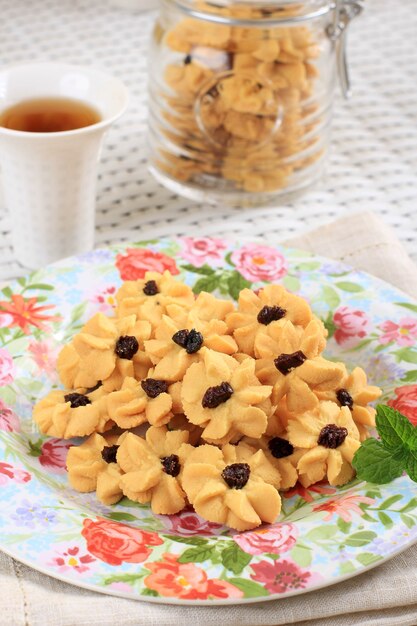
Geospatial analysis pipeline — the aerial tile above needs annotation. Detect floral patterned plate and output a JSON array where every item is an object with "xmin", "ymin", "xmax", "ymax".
[{"xmin": 1, "ymin": 237, "xmax": 417, "ymax": 605}]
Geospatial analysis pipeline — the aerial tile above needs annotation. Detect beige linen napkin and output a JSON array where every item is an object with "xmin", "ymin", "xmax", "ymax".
[{"xmin": 1, "ymin": 211, "xmax": 416, "ymax": 626}]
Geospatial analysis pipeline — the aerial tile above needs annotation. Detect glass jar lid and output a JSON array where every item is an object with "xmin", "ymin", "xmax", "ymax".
[{"xmin": 166, "ymin": 0, "xmax": 333, "ymax": 24}]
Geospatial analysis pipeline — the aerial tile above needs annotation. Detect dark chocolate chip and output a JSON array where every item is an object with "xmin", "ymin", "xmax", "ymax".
[
  {"xmin": 143, "ymin": 280, "xmax": 159, "ymax": 296},
  {"xmin": 172, "ymin": 328, "xmax": 203, "ymax": 354},
  {"xmin": 202, "ymin": 382, "xmax": 233, "ymax": 408},
  {"xmin": 221, "ymin": 463, "xmax": 250, "ymax": 489},
  {"xmin": 161, "ymin": 454, "xmax": 181, "ymax": 477},
  {"xmin": 184, "ymin": 54, "xmax": 192, "ymax": 65},
  {"xmin": 317, "ymin": 424, "xmax": 348, "ymax": 449},
  {"xmin": 257, "ymin": 305, "xmax": 286, "ymax": 325},
  {"xmin": 268, "ymin": 437, "xmax": 294, "ymax": 459},
  {"xmin": 274, "ymin": 350, "xmax": 307, "ymax": 375},
  {"xmin": 141, "ymin": 378, "xmax": 169, "ymax": 399},
  {"xmin": 64, "ymin": 392, "xmax": 91, "ymax": 408},
  {"xmin": 101, "ymin": 445, "xmax": 119, "ymax": 464},
  {"xmin": 336, "ymin": 388, "xmax": 354, "ymax": 410},
  {"xmin": 115, "ymin": 335, "xmax": 139, "ymax": 360}
]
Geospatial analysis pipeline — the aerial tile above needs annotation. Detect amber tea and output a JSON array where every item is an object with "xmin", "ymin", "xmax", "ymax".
[{"xmin": 0, "ymin": 97, "xmax": 101, "ymax": 132}]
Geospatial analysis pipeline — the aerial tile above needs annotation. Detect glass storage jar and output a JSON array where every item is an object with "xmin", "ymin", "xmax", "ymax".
[{"xmin": 148, "ymin": 0, "xmax": 362, "ymax": 206}]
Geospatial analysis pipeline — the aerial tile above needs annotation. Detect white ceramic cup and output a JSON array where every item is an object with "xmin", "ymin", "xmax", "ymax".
[{"xmin": 0, "ymin": 62, "xmax": 129, "ymax": 268}]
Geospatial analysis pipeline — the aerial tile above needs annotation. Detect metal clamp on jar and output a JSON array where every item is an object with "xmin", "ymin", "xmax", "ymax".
[{"xmin": 148, "ymin": 0, "xmax": 362, "ymax": 205}]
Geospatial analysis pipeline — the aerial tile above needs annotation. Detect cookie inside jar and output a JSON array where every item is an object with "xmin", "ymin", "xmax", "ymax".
[{"xmin": 148, "ymin": 0, "xmax": 335, "ymax": 205}]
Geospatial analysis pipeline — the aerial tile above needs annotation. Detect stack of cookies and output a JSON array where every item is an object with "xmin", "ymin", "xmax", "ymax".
[
  {"xmin": 33, "ymin": 271, "xmax": 381, "ymax": 531},
  {"xmin": 154, "ymin": 2, "xmax": 323, "ymax": 194}
]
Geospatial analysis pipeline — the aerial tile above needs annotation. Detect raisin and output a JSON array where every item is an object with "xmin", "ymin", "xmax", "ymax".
[
  {"xmin": 222, "ymin": 463, "xmax": 250, "ymax": 489},
  {"xmin": 257, "ymin": 305, "xmax": 286, "ymax": 325},
  {"xmin": 184, "ymin": 54, "xmax": 192, "ymax": 65},
  {"xmin": 274, "ymin": 350, "xmax": 307, "ymax": 375},
  {"xmin": 161, "ymin": 454, "xmax": 180, "ymax": 477},
  {"xmin": 101, "ymin": 445, "xmax": 119, "ymax": 463},
  {"xmin": 336, "ymin": 388, "xmax": 354, "ymax": 409},
  {"xmin": 172, "ymin": 329, "xmax": 189, "ymax": 348},
  {"xmin": 268, "ymin": 437, "xmax": 294, "ymax": 459},
  {"xmin": 115, "ymin": 335, "xmax": 139, "ymax": 359},
  {"xmin": 143, "ymin": 280, "xmax": 159, "ymax": 296},
  {"xmin": 84, "ymin": 381, "xmax": 102, "ymax": 394},
  {"xmin": 202, "ymin": 382, "xmax": 233, "ymax": 408},
  {"xmin": 172, "ymin": 328, "xmax": 203, "ymax": 354},
  {"xmin": 186, "ymin": 329, "xmax": 204, "ymax": 353},
  {"xmin": 317, "ymin": 424, "xmax": 348, "ymax": 449},
  {"xmin": 141, "ymin": 378, "xmax": 168, "ymax": 398},
  {"xmin": 64, "ymin": 392, "xmax": 91, "ymax": 408}
]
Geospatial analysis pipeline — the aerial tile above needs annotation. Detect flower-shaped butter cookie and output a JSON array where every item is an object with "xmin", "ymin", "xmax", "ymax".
[
  {"xmin": 165, "ymin": 18, "xmax": 231, "ymax": 53},
  {"xmin": 117, "ymin": 427, "xmax": 192, "ymax": 515},
  {"xmin": 240, "ymin": 435, "xmax": 299, "ymax": 490},
  {"xmin": 167, "ymin": 413, "xmax": 203, "ymax": 446},
  {"xmin": 256, "ymin": 320, "xmax": 345, "ymax": 413},
  {"xmin": 190, "ymin": 292, "xmax": 235, "ymax": 323},
  {"xmin": 33, "ymin": 386, "xmax": 110, "ymax": 439},
  {"xmin": 57, "ymin": 313, "xmax": 151, "ymax": 391},
  {"xmin": 255, "ymin": 318, "xmax": 326, "ymax": 361},
  {"xmin": 316, "ymin": 367, "xmax": 381, "ymax": 441},
  {"xmin": 116, "ymin": 270, "xmax": 195, "ymax": 333},
  {"xmin": 106, "ymin": 375, "xmax": 174, "ymax": 429},
  {"xmin": 182, "ymin": 444, "xmax": 281, "ymax": 531},
  {"xmin": 226, "ymin": 285, "xmax": 313, "ymax": 357},
  {"xmin": 181, "ymin": 348, "xmax": 272, "ymax": 444},
  {"xmin": 66, "ymin": 432, "xmax": 123, "ymax": 505},
  {"xmin": 144, "ymin": 315, "xmax": 237, "ymax": 383},
  {"xmin": 167, "ymin": 292, "xmax": 236, "ymax": 334},
  {"xmin": 287, "ymin": 401, "xmax": 360, "ymax": 487}
]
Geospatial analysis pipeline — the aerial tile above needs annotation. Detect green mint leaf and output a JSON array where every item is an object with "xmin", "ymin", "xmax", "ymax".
[
  {"xmin": 352, "ymin": 438, "xmax": 404, "ymax": 484},
  {"xmin": 405, "ymin": 450, "xmax": 417, "ymax": 482},
  {"xmin": 376, "ymin": 405, "xmax": 417, "ymax": 451}
]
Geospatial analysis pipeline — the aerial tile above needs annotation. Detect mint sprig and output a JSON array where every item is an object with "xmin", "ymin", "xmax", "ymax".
[{"xmin": 352, "ymin": 405, "xmax": 417, "ymax": 484}]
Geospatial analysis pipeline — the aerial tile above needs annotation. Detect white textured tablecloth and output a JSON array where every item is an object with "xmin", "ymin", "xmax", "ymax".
[
  {"xmin": 0, "ymin": 0, "xmax": 417, "ymax": 622},
  {"xmin": 1, "ymin": 211, "xmax": 417, "ymax": 626}
]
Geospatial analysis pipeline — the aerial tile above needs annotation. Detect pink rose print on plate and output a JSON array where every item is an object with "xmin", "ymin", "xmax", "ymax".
[
  {"xmin": 231, "ymin": 243, "xmax": 288, "ymax": 283},
  {"xmin": 82, "ymin": 517, "xmax": 164, "ymax": 566},
  {"xmin": 115, "ymin": 248, "xmax": 179, "ymax": 281},
  {"xmin": 144, "ymin": 553, "xmax": 243, "ymax": 600},
  {"xmin": 48, "ymin": 545, "xmax": 96, "ymax": 574},
  {"xmin": 388, "ymin": 385, "xmax": 417, "ymax": 425},
  {"xmin": 234, "ymin": 523, "xmax": 298, "ymax": 555},
  {"xmin": 166, "ymin": 508, "xmax": 223, "ymax": 536},
  {"xmin": 180, "ymin": 237, "xmax": 227, "ymax": 268},
  {"xmin": 333, "ymin": 306, "xmax": 371, "ymax": 347},
  {"xmin": 0, "ymin": 462, "xmax": 31, "ymax": 486},
  {"xmin": 379, "ymin": 317, "xmax": 417, "ymax": 347},
  {"xmin": 28, "ymin": 339, "xmax": 58, "ymax": 376},
  {"xmin": 251, "ymin": 559, "xmax": 316, "ymax": 594},
  {"xmin": 90, "ymin": 285, "xmax": 117, "ymax": 314},
  {"xmin": 38, "ymin": 438, "xmax": 73, "ymax": 473},
  {"xmin": 0, "ymin": 347, "xmax": 15, "ymax": 386},
  {"xmin": 0, "ymin": 399, "xmax": 20, "ymax": 432}
]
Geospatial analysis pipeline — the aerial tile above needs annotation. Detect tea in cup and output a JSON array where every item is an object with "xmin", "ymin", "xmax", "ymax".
[{"xmin": 0, "ymin": 62, "xmax": 129, "ymax": 268}]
